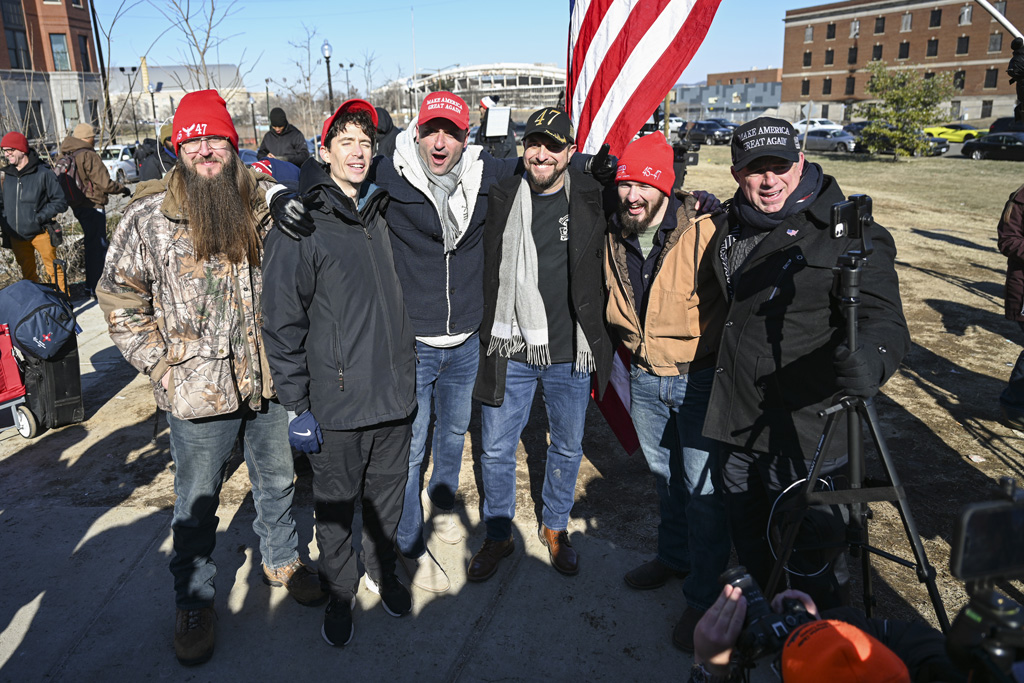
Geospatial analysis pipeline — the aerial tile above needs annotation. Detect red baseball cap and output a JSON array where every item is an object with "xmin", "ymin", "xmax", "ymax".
[
  {"xmin": 419, "ymin": 91, "xmax": 469, "ymax": 131},
  {"xmin": 320, "ymin": 99, "xmax": 378, "ymax": 149}
]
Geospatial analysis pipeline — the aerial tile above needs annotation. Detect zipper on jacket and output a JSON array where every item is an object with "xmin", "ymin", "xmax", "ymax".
[
  {"xmin": 333, "ymin": 322, "xmax": 345, "ymax": 391},
  {"xmin": 766, "ymin": 258, "xmax": 794, "ymax": 302}
]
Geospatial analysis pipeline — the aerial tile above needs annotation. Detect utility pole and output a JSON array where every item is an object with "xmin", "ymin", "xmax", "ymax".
[{"xmin": 88, "ymin": 0, "xmax": 114, "ymax": 140}]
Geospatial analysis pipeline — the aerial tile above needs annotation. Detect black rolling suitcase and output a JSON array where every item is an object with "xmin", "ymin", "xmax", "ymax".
[{"xmin": 20, "ymin": 335, "xmax": 84, "ymax": 429}]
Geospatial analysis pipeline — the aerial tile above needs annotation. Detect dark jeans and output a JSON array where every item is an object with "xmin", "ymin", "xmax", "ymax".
[
  {"xmin": 72, "ymin": 206, "xmax": 107, "ymax": 293},
  {"xmin": 719, "ymin": 446, "xmax": 850, "ymax": 610},
  {"xmin": 1000, "ymin": 321, "xmax": 1024, "ymax": 421},
  {"xmin": 309, "ymin": 418, "xmax": 411, "ymax": 600}
]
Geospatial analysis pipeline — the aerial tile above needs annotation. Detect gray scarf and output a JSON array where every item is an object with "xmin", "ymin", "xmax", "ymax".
[
  {"xmin": 487, "ymin": 172, "xmax": 594, "ymax": 373},
  {"xmin": 419, "ymin": 153, "xmax": 466, "ymax": 253}
]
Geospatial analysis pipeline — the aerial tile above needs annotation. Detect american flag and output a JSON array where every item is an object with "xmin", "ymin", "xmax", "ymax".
[{"xmin": 567, "ymin": 0, "xmax": 723, "ymax": 155}]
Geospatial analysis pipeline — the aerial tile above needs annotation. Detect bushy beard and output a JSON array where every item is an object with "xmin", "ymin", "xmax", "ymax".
[
  {"xmin": 177, "ymin": 152, "xmax": 260, "ymax": 264},
  {"xmin": 526, "ymin": 159, "xmax": 568, "ymax": 192},
  {"xmin": 617, "ymin": 193, "xmax": 667, "ymax": 237}
]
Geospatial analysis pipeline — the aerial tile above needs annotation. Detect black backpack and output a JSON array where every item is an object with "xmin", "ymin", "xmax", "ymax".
[
  {"xmin": 53, "ymin": 149, "xmax": 91, "ymax": 208},
  {"xmin": 0, "ymin": 280, "xmax": 79, "ymax": 360}
]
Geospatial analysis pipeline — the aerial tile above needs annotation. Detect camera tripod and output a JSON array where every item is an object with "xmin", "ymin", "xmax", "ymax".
[{"xmin": 764, "ymin": 198, "xmax": 951, "ymax": 633}]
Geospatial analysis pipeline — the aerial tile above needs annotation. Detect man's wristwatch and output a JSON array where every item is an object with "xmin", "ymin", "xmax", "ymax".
[{"xmin": 688, "ymin": 663, "xmax": 734, "ymax": 683}]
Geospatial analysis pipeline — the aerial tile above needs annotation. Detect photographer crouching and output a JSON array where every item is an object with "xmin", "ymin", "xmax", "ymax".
[{"xmin": 703, "ymin": 117, "xmax": 910, "ymax": 608}]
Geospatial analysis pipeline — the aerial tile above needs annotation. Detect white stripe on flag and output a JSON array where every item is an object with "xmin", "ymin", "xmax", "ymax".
[{"xmin": 571, "ymin": 0, "xmax": 636, "ymax": 123}]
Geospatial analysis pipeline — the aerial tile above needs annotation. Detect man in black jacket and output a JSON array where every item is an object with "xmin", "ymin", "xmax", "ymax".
[
  {"xmin": 140, "ymin": 123, "xmax": 178, "ymax": 181},
  {"xmin": 261, "ymin": 99, "xmax": 416, "ymax": 647},
  {"xmin": 469, "ymin": 108, "xmax": 612, "ymax": 582},
  {"xmin": 258, "ymin": 107, "xmax": 309, "ymax": 166},
  {"xmin": 474, "ymin": 96, "xmax": 517, "ymax": 159},
  {"xmin": 702, "ymin": 117, "xmax": 909, "ymax": 609}
]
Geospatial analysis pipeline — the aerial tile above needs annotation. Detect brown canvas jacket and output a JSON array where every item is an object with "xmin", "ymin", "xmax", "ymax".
[
  {"xmin": 604, "ymin": 191, "xmax": 727, "ymax": 376},
  {"xmin": 59, "ymin": 135, "xmax": 125, "ymax": 208},
  {"xmin": 97, "ymin": 166, "xmax": 277, "ymax": 419}
]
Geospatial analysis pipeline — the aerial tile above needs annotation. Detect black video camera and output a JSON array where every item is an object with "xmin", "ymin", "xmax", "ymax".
[{"xmin": 719, "ymin": 566, "xmax": 815, "ymax": 665}]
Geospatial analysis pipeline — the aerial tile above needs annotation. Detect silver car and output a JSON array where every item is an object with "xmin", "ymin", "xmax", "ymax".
[{"xmin": 797, "ymin": 129, "xmax": 857, "ymax": 152}]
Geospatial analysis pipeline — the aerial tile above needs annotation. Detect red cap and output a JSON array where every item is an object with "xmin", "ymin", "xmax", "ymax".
[
  {"xmin": 1, "ymin": 132, "xmax": 29, "ymax": 154},
  {"xmin": 172, "ymin": 89, "xmax": 239, "ymax": 154},
  {"xmin": 782, "ymin": 620, "xmax": 910, "ymax": 683},
  {"xmin": 615, "ymin": 132, "xmax": 675, "ymax": 197},
  {"xmin": 320, "ymin": 99, "xmax": 378, "ymax": 150},
  {"xmin": 419, "ymin": 91, "xmax": 469, "ymax": 130}
]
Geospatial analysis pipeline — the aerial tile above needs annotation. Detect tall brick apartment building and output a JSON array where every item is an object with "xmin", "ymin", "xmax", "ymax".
[
  {"xmin": 780, "ymin": 0, "xmax": 1020, "ymax": 123},
  {"xmin": 0, "ymin": 0, "xmax": 102, "ymax": 142}
]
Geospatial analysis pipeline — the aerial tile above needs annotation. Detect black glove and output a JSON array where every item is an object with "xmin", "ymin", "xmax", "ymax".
[
  {"xmin": 121, "ymin": 187, "xmax": 132, "ymax": 197},
  {"xmin": 269, "ymin": 191, "xmax": 316, "ymax": 240},
  {"xmin": 585, "ymin": 143, "xmax": 618, "ymax": 185},
  {"xmin": 691, "ymin": 190, "xmax": 722, "ymax": 214},
  {"xmin": 834, "ymin": 344, "xmax": 883, "ymax": 398}
]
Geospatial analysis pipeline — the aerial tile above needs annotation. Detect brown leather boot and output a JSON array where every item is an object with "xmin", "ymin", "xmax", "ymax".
[
  {"xmin": 539, "ymin": 525, "xmax": 579, "ymax": 576},
  {"xmin": 467, "ymin": 537, "xmax": 514, "ymax": 582},
  {"xmin": 263, "ymin": 559, "xmax": 327, "ymax": 606},
  {"xmin": 174, "ymin": 607, "xmax": 216, "ymax": 666}
]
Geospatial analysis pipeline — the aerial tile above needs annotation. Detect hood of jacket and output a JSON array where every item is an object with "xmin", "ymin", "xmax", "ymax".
[
  {"xmin": 3, "ymin": 150, "xmax": 42, "ymax": 177},
  {"xmin": 298, "ymin": 157, "xmax": 388, "ymax": 221},
  {"xmin": 376, "ymin": 108, "xmax": 394, "ymax": 135},
  {"xmin": 59, "ymin": 135, "xmax": 92, "ymax": 154},
  {"xmin": 269, "ymin": 123, "xmax": 301, "ymax": 138}
]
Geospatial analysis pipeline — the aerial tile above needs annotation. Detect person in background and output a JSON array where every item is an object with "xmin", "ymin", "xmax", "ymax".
[
  {"xmin": 140, "ymin": 123, "xmax": 178, "ymax": 181},
  {"xmin": 474, "ymin": 96, "xmax": 517, "ymax": 159},
  {"xmin": 258, "ymin": 107, "xmax": 310, "ymax": 166},
  {"xmin": 374, "ymin": 106, "xmax": 402, "ymax": 158}
]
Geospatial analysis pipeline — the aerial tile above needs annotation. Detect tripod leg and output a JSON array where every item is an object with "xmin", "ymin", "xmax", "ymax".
[{"xmin": 861, "ymin": 401, "xmax": 951, "ymax": 632}]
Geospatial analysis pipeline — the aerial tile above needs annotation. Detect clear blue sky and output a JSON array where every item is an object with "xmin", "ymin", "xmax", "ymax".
[{"xmin": 101, "ymin": 1, "xmax": 801, "ymax": 94}]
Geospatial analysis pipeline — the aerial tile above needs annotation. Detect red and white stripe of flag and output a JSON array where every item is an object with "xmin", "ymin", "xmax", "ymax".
[{"xmin": 567, "ymin": 0, "xmax": 723, "ymax": 155}]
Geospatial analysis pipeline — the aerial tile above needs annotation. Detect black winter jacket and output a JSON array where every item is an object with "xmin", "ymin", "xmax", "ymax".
[
  {"xmin": 474, "ymin": 111, "xmax": 517, "ymax": 159},
  {"xmin": 473, "ymin": 166, "xmax": 613, "ymax": 406},
  {"xmin": 139, "ymin": 145, "xmax": 177, "ymax": 182},
  {"xmin": 0, "ymin": 152, "xmax": 68, "ymax": 240},
  {"xmin": 375, "ymin": 108, "xmax": 401, "ymax": 158},
  {"xmin": 261, "ymin": 159, "xmax": 416, "ymax": 430},
  {"xmin": 702, "ymin": 175, "xmax": 909, "ymax": 460},
  {"xmin": 258, "ymin": 124, "xmax": 310, "ymax": 167}
]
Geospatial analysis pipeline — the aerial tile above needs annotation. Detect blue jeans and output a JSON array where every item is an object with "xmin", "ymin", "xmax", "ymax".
[
  {"xmin": 167, "ymin": 401, "xmax": 299, "ymax": 609},
  {"xmin": 629, "ymin": 365, "xmax": 730, "ymax": 611},
  {"xmin": 72, "ymin": 206, "xmax": 107, "ymax": 293},
  {"xmin": 480, "ymin": 360, "xmax": 591, "ymax": 541},
  {"xmin": 396, "ymin": 334, "xmax": 478, "ymax": 557}
]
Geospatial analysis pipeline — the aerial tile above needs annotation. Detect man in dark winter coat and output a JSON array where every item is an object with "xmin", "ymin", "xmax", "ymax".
[
  {"xmin": 140, "ymin": 123, "xmax": 178, "ymax": 181},
  {"xmin": 262, "ymin": 99, "xmax": 417, "ymax": 647},
  {"xmin": 703, "ymin": 117, "xmax": 909, "ymax": 609},
  {"xmin": 258, "ymin": 107, "xmax": 309, "ymax": 166},
  {"xmin": 469, "ymin": 108, "xmax": 612, "ymax": 582},
  {"xmin": 374, "ymin": 106, "xmax": 401, "ymax": 158},
  {"xmin": 0, "ymin": 131, "xmax": 69, "ymax": 292},
  {"xmin": 474, "ymin": 96, "xmax": 517, "ymax": 159},
  {"xmin": 997, "ymin": 183, "xmax": 1024, "ymax": 427}
]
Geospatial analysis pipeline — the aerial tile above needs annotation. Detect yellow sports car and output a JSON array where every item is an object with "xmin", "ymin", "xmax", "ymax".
[{"xmin": 922, "ymin": 123, "xmax": 988, "ymax": 142}]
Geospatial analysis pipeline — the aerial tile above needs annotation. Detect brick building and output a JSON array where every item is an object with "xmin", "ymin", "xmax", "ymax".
[
  {"xmin": 0, "ymin": 0, "xmax": 102, "ymax": 142},
  {"xmin": 780, "ymin": 0, "xmax": 1019, "ymax": 123},
  {"xmin": 706, "ymin": 67, "xmax": 783, "ymax": 87}
]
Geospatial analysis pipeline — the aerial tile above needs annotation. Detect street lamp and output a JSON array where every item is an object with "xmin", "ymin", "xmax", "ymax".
[
  {"xmin": 340, "ymin": 61, "xmax": 355, "ymax": 100},
  {"xmin": 119, "ymin": 66, "xmax": 141, "ymax": 142},
  {"xmin": 148, "ymin": 82, "xmax": 159, "ymax": 142},
  {"xmin": 321, "ymin": 39, "xmax": 334, "ymax": 111},
  {"xmin": 264, "ymin": 77, "xmax": 271, "ymax": 119},
  {"xmin": 249, "ymin": 96, "xmax": 258, "ymax": 148}
]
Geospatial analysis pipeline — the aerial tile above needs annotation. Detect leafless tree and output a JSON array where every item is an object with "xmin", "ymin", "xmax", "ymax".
[{"xmin": 361, "ymin": 49, "xmax": 380, "ymax": 100}]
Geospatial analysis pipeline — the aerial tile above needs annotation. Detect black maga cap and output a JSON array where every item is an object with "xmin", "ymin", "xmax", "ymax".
[{"xmin": 731, "ymin": 116, "xmax": 801, "ymax": 169}]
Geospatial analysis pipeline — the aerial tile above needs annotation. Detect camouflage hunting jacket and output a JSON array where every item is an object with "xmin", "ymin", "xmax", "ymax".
[{"xmin": 97, "ymin": 167, "xmax": 277, "ymax": 419}]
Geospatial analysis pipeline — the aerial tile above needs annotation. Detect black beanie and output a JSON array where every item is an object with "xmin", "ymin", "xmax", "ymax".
[{"xmin": 270, "ymin": 107, "xmax": 288, "ymax": 127}]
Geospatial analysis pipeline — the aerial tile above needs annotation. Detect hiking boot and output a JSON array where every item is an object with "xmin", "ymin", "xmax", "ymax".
[
  {"xmin": 672, "ymin": 607, "xmax": 705, "ymax": 653},
  {"xmin": 467, "ymin": 536, "xmax": 514, "ymax": 582},
  {"xmin": 424, "ymin": 492, "xmax": 464, "ymax": 545},
  {"xmin": 364, "ymin": 573, "xmax": 412, "ymax": 617},
  {"xmin": 322, "ymin": 596, "xmax": 356, "ymax": 647},
  {"xmin": 398, "ymin": 550, "xmax": 450, "ymax": 593},
  {"xmin": 624, "ymin": 558, "xmax": 688, "ymax": 590},
  {"xmin": 263, "ymin": 558, "xmax": 327, "ymax": 606},
  {"xmin": 174, "ymin": 607, "xmax": 216, "ymax": 666}
]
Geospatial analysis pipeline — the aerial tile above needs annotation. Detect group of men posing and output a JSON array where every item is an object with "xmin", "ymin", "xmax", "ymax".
[{"xmin": 95, "ymin": 87, "xmax": 908, "ymax": 666}]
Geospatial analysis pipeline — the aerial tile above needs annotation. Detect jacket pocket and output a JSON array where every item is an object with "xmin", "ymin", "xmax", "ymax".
[
  {"xmin": 164, "ymin": 334, "xmax": 239, "ymax": 419},
  {"xmin": 333, "ymin": 323, "xmax": 345, "ymax": 391}
]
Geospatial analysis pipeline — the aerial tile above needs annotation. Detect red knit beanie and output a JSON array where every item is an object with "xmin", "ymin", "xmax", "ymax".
[
  {"xmin": 172, "ymin": 89, "xmax": 239, "ymax": 154},
  {"xmin": 1, "ymin": 132, "xmax": 29, "ymax": 154},
  {"xmin": 615, "ymin": 131, "xmax": 675, "ymax": 197}
]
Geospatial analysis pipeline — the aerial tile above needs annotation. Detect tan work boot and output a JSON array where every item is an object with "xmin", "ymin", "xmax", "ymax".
[
  {"xmin": 174, "ymin": 607, "xmax": 216, "ymax": 666},
  {"xmin": 263, "ymin": 558, "xmax": 328, "ymax": 606},
  {"xmin": 399, "ymin": 549, "xmax": 450, "ymax": 593},
  {"xmin": 423, "ymin": 492, "xmax": 464, "ymax": 545}
]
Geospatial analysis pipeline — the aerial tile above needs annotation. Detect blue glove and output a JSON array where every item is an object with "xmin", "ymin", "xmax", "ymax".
[
  {"xmin": 288, "ymin": 410, "xmax": 323, "ymax": 454},
  {"xmin": 691, "ymin": 190, "xmax": 722, "ymax": 214}
]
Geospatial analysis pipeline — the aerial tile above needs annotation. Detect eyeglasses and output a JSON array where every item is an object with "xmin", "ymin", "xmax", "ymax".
[{"xmin": 180, "ymin": 136, "xmax": 231, "ymax": 154}]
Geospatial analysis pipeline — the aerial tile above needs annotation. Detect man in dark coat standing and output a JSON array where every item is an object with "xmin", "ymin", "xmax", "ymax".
[
  {"xmin": 374, "ymin": 106, "xmax": 401, "ymax": 158},
  {"xmin": 469, "ymin": 108, "xmax": 612, "ymax": 582},
  {"xmin": 997, "ymin": 183, "xmax": 1024, "ymax": 427},
  {"xmin": 474, "ymin": 96, "xmax": 517, "ymax": 159},
  {"xmin": 703, "ymin": 117, "xmax": 909, "ymax": 609},
  {"xmin": 258, "ymin": 107, "xmax": 309, "ymax": 166},
  {"xmin": 140, "ymin": 123, "xmax": 178, "ymax": 181}
]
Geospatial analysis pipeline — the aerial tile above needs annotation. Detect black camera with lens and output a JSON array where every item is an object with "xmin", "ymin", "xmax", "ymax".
[{"xmin": 719, "ymin": 566, "xmax": 815, "ymax": 664}]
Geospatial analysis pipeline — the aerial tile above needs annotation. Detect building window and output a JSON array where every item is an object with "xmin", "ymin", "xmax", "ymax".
[
  {"xmin": 70, "ymin": 0, "xmax": 82, "ymax": 6},
  {"xmin": 927, "ymin": 38, "xmax": 939, "ymax": 57},
  {"xmin": 990, "ymin": 33, "xmax": 1003, "ymax": 52},
  {"xmin": 826, "ymin": 22, "xmax": 836, "ymax": 40},
  {"xmin": 950, "ymin": 101, "xmax": 961, "ymax": 119},
  {"xmin": 805, "ymin": 25, "xmax": 813, "ymax": 42},
  {"xmin": 845, "ymin": 76, "xmax": 856, "ymax": 95},
  {"xmin": 18, "ymin": 101, "xmax": 43, "ymax": 139},
  {"xmin": 87, "ymin": 100, "xmax": 98, "ymax": 126},
  {"xmin": 61, "ymin": 100, "xmax": 79, "ymax": 131},
  {"xmin": 4, "ymin": 28, "xmax": 30, "ymax": 69},
  {"xmin": 982, "ymin": 100, "xmax": 993, "ymax": 118},
  {"xmin": 985, "ymin": 68, "xmax": 999, "ymax": 88},
  {"xmin": 49, "ymin": 33, "xmax": 71, "ymax": 71},
  {"xmin": 901, "ymin": 13, "xmax": 912, "ymax": 32},
  {"xmin": 77, "ymin": 34, "xmax": 90, "ymax": 71},
  {"xmin": 992, "ymin": 1, "xmax": 1007, "ymax": 16},
  {"xmin": 803, "ymin": 51, "xmax": 812, "ymax": 67},
  {"xmin": 848, "ymin": 46, "xmax": 858, "ymax": 64},
  {"xmin": 956, "ymin": 36, "xmax": 969, "ymax": 55},
  {"xmin": 959, "ymin": 5, "xmax": 972, "ymax": 25},
  {"xmin": 824, "ymin": 49, "xmax": 834, "ymax": 66},
  {"xmin": 924, "ymin": 71, "xmax": 935, "ymax": 80},
  {"xmin": 850, "ymin": 19, "xmax": 860, "ymax": 38},
  {"xmin": 953, "ymin": 70, "xmax": 965, "ymax": 90},
  {"xmin": 822, "ymin": 78, "xmax": 832, "ymax": 95},
  {"xmin": 874, "ymin": 16, "xmax": 885, "ymax": 34},
  {"xmin": 930, "ymin": 9, "xmax": 942, "ymax": 28},
  {"xmin": 872, "ymin": 44, "xmax": 883, "ymax": 61},
  {"xmin": 898, "ymin": 42, "xmax": 910, "ymax": 59},
  {"xmin": 801, "ymin": 79, "xmax": 810, "ymax": 96}
]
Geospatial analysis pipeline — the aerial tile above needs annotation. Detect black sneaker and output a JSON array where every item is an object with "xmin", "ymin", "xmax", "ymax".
[
  {"xmin": 321, "ymin": 596, "xmax": 355, "ymax": 647},
  {"xmin": 364, "ymin": 573, "xmax": 411, "ymax": 617}
]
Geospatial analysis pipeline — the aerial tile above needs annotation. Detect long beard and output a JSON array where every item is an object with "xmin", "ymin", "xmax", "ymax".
[
  {"xmin": 177, "ymin": 153, "xmax": 261, "ymax": 265},
  {"xmin": 617, "ymin": 193, "xmax": 667, "ymax": 237}
]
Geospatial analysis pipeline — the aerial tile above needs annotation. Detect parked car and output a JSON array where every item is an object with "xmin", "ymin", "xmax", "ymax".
[
  {"xmin": 961, "ymin": 132, "xmax": 1024, "ymax": 160},
  {"xmin": 793, "ymin": 118, "xmax": 844, "ymax": 133},
  {"xmin": 705, "ymin": 117, "xmax": 738, "ymax": 130},
  {"xmin": 988, "ymin": 117, "xmax": 1024, "ymax": 134},
  {"xmin": 513, "ymin": 121, "xmax": 527, "ymax": 142},
  {"xmin": 852, "ymin": 124, "xmax": 949, "ymax": 156},
  {"xmin": 922, "ymin": 123, "xmax": 988, "ymax": 142},
  {"xmin": 797, "ymin": 129, "xmax": 857, "ymax": 152},
  {"xmin": 668, "ymin": 115, "xmax": 685, "ymax": 133},
  {"xmin": 843, "ymin": 120, "xmax": 872, "ymax": 137},
  {"xmin": 99, "ymin": 144, "xmax": 139, "ymax": 183},
  {"xmin": 684, "ymin": 120, "xmax": 733, "ymax": 145}
]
